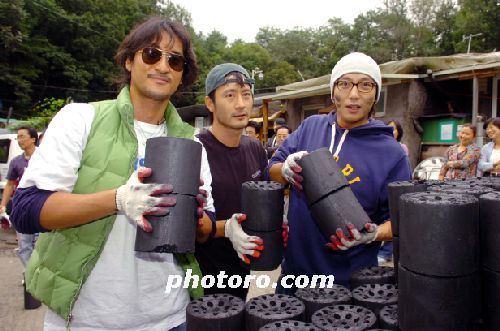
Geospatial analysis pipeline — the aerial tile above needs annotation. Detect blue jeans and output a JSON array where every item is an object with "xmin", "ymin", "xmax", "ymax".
[
  {"xmin": 170, "ymin": 322, "xmax": 186, "ymax": 331},
  {"xmin": 17, "ymin": 232, "xmax": 36, "ymax": 268},
  {"xmin": 275, "ymin": 274, "xmax": 298, "ymax": 296},
  {"xmin": 378, "ymin": 241, "xmax": 393, "ymax": 260}
]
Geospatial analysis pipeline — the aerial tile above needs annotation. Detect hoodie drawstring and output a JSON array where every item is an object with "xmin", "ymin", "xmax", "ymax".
[{"xmin": 329, "ymin": 122, "xmax": 349, "ymax": 158}]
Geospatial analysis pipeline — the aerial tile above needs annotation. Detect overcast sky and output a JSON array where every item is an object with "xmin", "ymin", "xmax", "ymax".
[{"xmin": 171, "ymin": 0, "xmax": 385, "ymax": 43}]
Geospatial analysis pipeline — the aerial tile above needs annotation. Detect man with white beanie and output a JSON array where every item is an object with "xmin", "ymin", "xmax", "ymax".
[{"xmin": 267, "ymin": 52, "xmax": 411, "ymax": 291}]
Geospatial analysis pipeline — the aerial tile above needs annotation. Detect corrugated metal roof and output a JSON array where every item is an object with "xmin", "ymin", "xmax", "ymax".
[
  {"xmin": 379, "ymin": 52, "xmax": 500, "ymax": 74},
  {"xmin": 257, "ymin": 52, "xmax": 500, "ymax": 101}
]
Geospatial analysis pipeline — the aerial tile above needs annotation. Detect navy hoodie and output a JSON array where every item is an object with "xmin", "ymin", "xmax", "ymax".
[{"xmin": 266, "ymin": 112, "xmax": 411, "ymax": 288}]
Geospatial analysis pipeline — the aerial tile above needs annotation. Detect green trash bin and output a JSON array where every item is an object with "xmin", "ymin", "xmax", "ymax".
[{"xmin": 421, "ymin": 116, "xmax": 468, "ymax": 144}]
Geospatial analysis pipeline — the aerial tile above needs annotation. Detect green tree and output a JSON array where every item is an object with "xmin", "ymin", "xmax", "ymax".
[
  {"xmin": 1, "ymin": 0, "xmax": 160, "ymax": 117},
  {"xmin": 454, "ymin": 0, "xmax": 499, "ymax": 53},
  {"xmin": 9, "ymin": 97, "xmax": 66, "ymax": 130},
  {"xmin": 226, "ymin": 41, "xmax": 271, "ymax": 70},
  {"xmin": 157, "ymin": 0, "xmax": 194, "ymax": 27},
  {"xmin": 190, "ymin": 30, "xmax": 229, "ymax": 103},
  {"xmin": 226, "ymin": 41, "xmax": 300, "ymax": 92},
  {"xmin": 1, "ymin": 0, "xmax": 497, "ymax": 116},
  {"xmin": 256, "ymin": 27, "xmax": 322, "ymax": 78},
  {"xmin": 260, "ymin": 61, "xmax": 301, "ymax": 90},
  {"xmin": 0, "ymin": 0, "xmax": 34, "ymax": 112},
  {"xmin": 409, "ymin": 0, "xmax": 442, "ymax": 56},
  {"xmin": 350, "ymin": 2, "xmax": 413, "ymax": 62},
  {"xmin": 315, "ymin": 18, "xmax": 353, "ymax": 73},
  {"xmin": 433, "ymin": 0, "xmax": 458, "ymax": 54}
]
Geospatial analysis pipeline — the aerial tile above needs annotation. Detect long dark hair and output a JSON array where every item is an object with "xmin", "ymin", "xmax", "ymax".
[
  {"xmin": 114, "ymin": 17, "xmax": 199, "ymax": 89},
  {"xmin": 385, "ymin": 119, "xmax": 403, "ymax": 142}
]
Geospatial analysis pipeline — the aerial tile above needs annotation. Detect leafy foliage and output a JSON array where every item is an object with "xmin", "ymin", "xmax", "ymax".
[
  {"xmin": 1, "ymin": 0, "xmax": 497, "ymax": 128},
  {"xmin": 9, "ymin": 97, "xmax": 66, "ymax": 130}
]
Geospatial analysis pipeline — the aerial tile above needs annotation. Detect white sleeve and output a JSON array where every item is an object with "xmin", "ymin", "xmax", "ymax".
[
  {"xmin": 194, "ymin": 136, "xmax": 215, "ymax": 213},
  {"xmin": 19, "ymin": 103, "xmax": 95, "ymax": 192},
  {"xmin": 478, "ymin": 143, "xmax": 493, "ymax": 173}
]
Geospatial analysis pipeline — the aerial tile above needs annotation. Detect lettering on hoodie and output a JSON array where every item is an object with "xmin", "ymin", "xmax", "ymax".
[{"xmin": 335, "ymin": 157, "xmax": 361, "ymax": 186}]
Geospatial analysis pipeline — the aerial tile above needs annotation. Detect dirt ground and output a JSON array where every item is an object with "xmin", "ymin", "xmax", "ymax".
[
  {"xmin": 0, "ymin": 229, "xmax": 46, "ymax": 331},
  {"xmin": 0, "ymin": 228, "xmax": 278, "ymax": 331}
]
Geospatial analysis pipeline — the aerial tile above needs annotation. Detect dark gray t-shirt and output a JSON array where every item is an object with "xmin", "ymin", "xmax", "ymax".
[
  {"xmin": 7, "ymin": 154, "xmax": 29, "ymax": 185},
  {"xmin": 195, "ymin": 129, "xmax": 268, "ymax": 298}
]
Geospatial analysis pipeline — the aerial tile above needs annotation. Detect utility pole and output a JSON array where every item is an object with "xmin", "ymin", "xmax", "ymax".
[
  {"xmin": 297, "ymin": 70, "xmax": 305, "ymax": 81},
  {"xmin": 462, "ymin": 33, "xmax": 483, "ymax": 53},
  {"xmin": 7, "ymin": 107, "xmax": 13, "ymax": 125},
  {"xmin": 251, "ymin": 67, "xmax": 264, "ymax": 95}
]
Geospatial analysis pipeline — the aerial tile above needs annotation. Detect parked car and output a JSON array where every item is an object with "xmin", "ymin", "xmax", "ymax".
[
  {"xmin": 413, "ymin": 156, "xmax": 445, "ymax": 180},
  {"xmin": 0, "ymin": 133, "xmax": 23, "ymax": 191}
]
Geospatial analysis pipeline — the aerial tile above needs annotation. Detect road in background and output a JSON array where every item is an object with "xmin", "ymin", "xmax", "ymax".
[{"xmin": 0, "ymin": 229, "xmax": 45, "ymax": 331}]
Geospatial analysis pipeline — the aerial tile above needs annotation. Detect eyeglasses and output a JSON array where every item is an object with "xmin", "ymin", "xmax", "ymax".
[
  {"xmin": 336, "ymin": 80, "xmax": 376, "ymax": 93},
  {"xmin": 138, "ymin": 47, "xmax": 186, "ymax": 72}
]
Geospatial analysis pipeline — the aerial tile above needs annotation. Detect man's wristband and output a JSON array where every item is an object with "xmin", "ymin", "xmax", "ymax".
[
  {"xmin": 208, "ymin": 220, "xmax": 217, "ymax": 240},
  {"xmin": 207, "ymin": 212, "xmax": 217, "ymax": 240}
]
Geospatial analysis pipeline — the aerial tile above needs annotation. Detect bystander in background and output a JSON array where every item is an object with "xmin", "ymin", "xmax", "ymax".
[
  {"xmin": 478, "ymin": 117, "xmax": 500, "ymax": 177},
  {"xmin": 0, "ymin": 126, "xmax": 38, "ymax": 270},
  {"xmin": 266, "ymin": 118, "xmax": 286, "ymax": 149},
  {"xmin": 245, "ymin": 121, "xmax": 261, "ymax": 140},
  {"xmin": 267, "ymin": 125, "xmax": 292, "ymax": 159},
  {"xmin": 386, "ymin": 119, "xmax": 408, "ymax": 155},
  {"xmin": 439, "ymin": 123, "xmax": 480, "ymax": 180}
]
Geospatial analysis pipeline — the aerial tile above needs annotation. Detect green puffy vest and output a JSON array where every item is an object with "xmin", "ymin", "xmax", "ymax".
[{"xmin": 25, "ymin": 87, "xmax": 203, "ymax": 322}]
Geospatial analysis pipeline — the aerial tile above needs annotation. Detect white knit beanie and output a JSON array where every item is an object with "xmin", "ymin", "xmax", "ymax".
[{"xmin": 329, "ymin": 52, "xmax": 382, "ymax": 102}]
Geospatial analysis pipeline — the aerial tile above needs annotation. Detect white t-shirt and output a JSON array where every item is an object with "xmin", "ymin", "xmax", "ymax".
[{"xmin": 20, "ymin": 103, "xmax": 214, "ymax": 331}]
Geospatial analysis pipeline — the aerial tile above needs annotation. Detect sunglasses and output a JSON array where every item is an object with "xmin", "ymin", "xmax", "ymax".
[{"xmin": 138, "ymin": 47, "xmax": 186, "ymax": 72}]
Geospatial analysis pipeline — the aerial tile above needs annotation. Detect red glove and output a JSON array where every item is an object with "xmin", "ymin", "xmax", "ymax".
[
  {"xmin": 0, "ymin": 215, "xmax": 10, "ymax": 230},
  {"xmin": 0, "ymin": 206, "xmax": 10, "ymax": 229},
  {"xmin": 282, "ymin": 223, "xmax": 289, "ymax": 248},
  {"xmin": 196, "ymin": 178, "xmax": 207, "ymax": 228},
  {"xmin": 326, "ymin": 223, "xmax": 378, "ymax": 251}
]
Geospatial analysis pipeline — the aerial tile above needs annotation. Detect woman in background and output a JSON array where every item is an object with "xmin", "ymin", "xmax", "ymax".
[
  {"xmin": 478, "ymin": 117, "xmax": 500, "ymax": 177},
  {"xmin": 386, "ymin": 119, "xmax": 409, "ymax": 155},
  {"xmin": 439, "ymin": 123, "xmax": 480, "ymax": 180}
]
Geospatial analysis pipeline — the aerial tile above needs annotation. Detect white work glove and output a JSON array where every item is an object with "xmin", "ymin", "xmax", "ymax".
[
  {"xmin": 281, "ymin": 151, "xmax": 308, "ymax": 190},
  {"xmin": 326, "ymin": 223, "xmax": 378, "ymax": 251},
  {"xmin": 116, "ymin": 167, "xmax": 176, "ymax": 232},
  {"xmin": 224, "ymin": 213, "xmax": 264, "ymax": 264}
]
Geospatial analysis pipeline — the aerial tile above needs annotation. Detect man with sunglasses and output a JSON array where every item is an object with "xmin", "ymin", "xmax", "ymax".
[
  {"xmin": 194, "ymin": 63, "xmax": 269, "ymax": 300},
  {"xmin": 11, "ymin": 17, "xmax": 214, "ymax": 331},
  {"xmin": 267, "ymin": 52, "xmax": 411, "ymax": 292}
]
